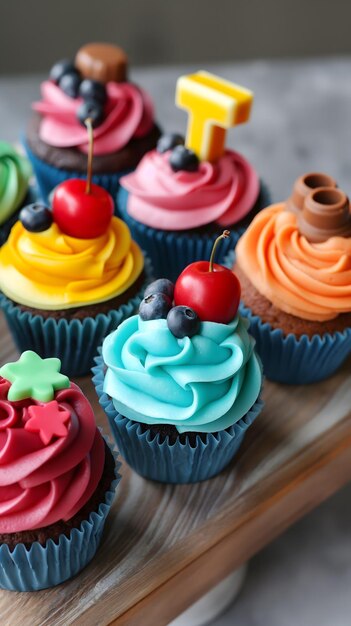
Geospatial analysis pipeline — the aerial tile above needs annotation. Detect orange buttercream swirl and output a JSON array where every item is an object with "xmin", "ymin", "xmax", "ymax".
[{"xmin": 236, "ymin": 203, "xmax": 351, "ymax": 321}]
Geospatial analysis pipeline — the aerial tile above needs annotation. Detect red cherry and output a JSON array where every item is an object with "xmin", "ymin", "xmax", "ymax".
[
  {"xmin": 52, "ymin": 179, "xmax": 114, "ymax": 238},
  {"xmin": 174, "ymin": 261, "xmax": 241, "ymax": 324}
]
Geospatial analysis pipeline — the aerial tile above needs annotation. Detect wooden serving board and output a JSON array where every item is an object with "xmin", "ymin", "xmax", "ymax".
[{"xmin": 0, "ymin": 312, "xmax": 351, "ymax": 626}]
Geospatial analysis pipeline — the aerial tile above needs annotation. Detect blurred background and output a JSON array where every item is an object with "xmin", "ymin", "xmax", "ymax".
[{"xmin": 1, "ymin": 0, "xmax": 351, "ymax": 74}]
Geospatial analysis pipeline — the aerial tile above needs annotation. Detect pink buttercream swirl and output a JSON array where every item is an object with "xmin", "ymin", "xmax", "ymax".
[
  {"xmin": 0, "ymin": 378, "xmax": 105, "ymax": 533},
  {"xmin": 33, "ymin": 80, "xmax": 155, "ymax": 155},
  {"xmin": 120, "ymin": 149, "xmax": 260, "ymax": 230}
]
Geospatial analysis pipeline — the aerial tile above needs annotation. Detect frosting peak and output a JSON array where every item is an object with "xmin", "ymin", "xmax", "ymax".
[
  {"xmin": 0, "ymin": 142, "xmax": 31, "ymax": 226},
  {"xmin": 0, "ymin": 379, "xmax": 105, "ymax": 533},
  {"xmin": 103, "ymin": 315, "xmax": 262, "ymax": 433},
  {"xmin": 0, "ymin": 216, "xmax": 144, "ymax": 309},
  {"xmin": 33, "ymin": 80, "xmax": 154, "ymax": 155},
  {"xmin": 236, "ymin": 203, "xmax": 351, "ymax": 321},
  {"xmin": 121, "ymin": 149, "xmax": 259, "ymax": 230}
]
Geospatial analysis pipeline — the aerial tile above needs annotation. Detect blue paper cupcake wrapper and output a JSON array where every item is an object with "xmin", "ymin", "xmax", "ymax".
[
  {"xmin": 0, "ymin": 258, "xmax": 152, "ymax": 377},
  {"xmin": 116, "ymin": 181, "xmax": 271, "ymax": 282},
  {"xmin": 0, "ymin": 437, "xmax": 121, "ymax": 592},
  {"xmin": 23, "ymin": 138, "xmax": 133, "ymax": 206},
  {"xmin": 239, "ymin": 303, "xmax": 351, "ymax": 384},
  {"xmin": 92, "ymin": 355, "xmax": 264, "ymax": 484}
]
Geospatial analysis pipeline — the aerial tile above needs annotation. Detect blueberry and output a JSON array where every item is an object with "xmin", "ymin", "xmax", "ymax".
[
  {"xmin": 169, "ymin": 145, "xmax": 199, "ymax": 172},
  {"xmin": 157, "ymin": 133, "xmax": 184, "ymax": 154},
  {"xmin": 59, "ymin": 70, "xmax": 81, "ymax": 98},
  {"xmin": 49, "ymin": 59, "xmax": 76, "ymax": 84},
  {"xmin": 79, "ymin": 79, "xmax": 107, "ymax": 105},
  {"xmin": 77, "ymin": 100, "xmax": 104, "ymax": 128},
  {"xmin": 167, "ymin": 306, "xmax": 200, "ymax": 338},
  {"xmin": 139, "ymin": 293, "xmax": 172, "ymax": 321},
  {"xmin": 20, "ymin": 203, "xmax": 53, "ymax": 233},
  {"xmin": 144, "ymin": 278, "xmax": 174, "ymax": 301}
]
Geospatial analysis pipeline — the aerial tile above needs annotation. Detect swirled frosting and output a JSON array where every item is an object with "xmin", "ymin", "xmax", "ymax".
[
  {"xmin": 33, "ymin": 81, "xmax": 154, "ymax": 155},
  {"xmin": 0, "ymin": 142, "xmax": 31, "ymax": 227},
  {"xmin": 103, "ymin": 315, "xmax": 262, "ymax": 433},
  {"xmin": 120, "ymin": 149, "xmax": 260, "ymax": 230},
  {"xmin": 236, "ymin": 204, "xmax": 351, "ymax": 321},
  {"xmin": 0, "ymin": 217, "xmax": 144, "ymax": 309},
  {"xmin": 0, "ymin": 378, "xmax": 105, "ymax": 533}
]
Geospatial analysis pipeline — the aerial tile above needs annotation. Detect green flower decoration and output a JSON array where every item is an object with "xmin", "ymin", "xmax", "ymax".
[{"xmin": 0, "ymin": 351, "xmax": 70, "ymax": 402}]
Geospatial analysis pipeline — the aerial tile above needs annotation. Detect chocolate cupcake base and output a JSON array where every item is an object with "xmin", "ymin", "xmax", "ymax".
[{"xmin": 235, "ymin": 265, "xmax": 351, "ymax": 338}]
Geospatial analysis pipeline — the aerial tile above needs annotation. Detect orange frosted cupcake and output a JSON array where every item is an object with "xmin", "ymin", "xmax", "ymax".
[{"xmin": 234, "ymin": 172, "xmax": 351, "ymax": 383}]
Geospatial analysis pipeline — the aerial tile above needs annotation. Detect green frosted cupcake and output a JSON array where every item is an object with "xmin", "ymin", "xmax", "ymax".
[{"xmin": 0, "ymin": 142, "xmax": 32, "ymax": 245}]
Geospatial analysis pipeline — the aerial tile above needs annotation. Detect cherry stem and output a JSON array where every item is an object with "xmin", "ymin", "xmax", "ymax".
[
  {"xmin": 209, "ymin": 230, "xmax": 230, "ymax": 272},
  {"xmin": 85, "ymin": 117, "xmax": 94, "ymax": 194}
]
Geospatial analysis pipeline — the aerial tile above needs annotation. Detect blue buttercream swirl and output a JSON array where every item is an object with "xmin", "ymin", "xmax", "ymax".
[{"xmin": 102, "ymin": 314, "xmax": 262, "ymax": 434}]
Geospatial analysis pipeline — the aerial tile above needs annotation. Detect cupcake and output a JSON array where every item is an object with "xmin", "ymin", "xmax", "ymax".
[
  {"xmin": 234, "ymin": 172, "xmax": 351, "ymax": 384},
  {"xmin": 0, "ymin": 350, "xmax": 120, "ymax": 591},
  {"xmin": 93, "ymin": 232, "xmax": 263, "ymax": 484},
  {"xmin": 24, "ymin": 42, "xmax": 160, "ymax": 203},
  {"xmin": 0, "ymin": 126, "xmax": 151, "ymax": 377},
  {"xmin": 118, "ymin": 70, "xmax": 270, "ymax": 282},
  {"xmin": 0, "ymin": 142, "xmax": 33, "ymax": 246}
]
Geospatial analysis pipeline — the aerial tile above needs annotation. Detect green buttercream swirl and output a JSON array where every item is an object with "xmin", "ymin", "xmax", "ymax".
[
  {"xmin": 0, "ymin": 142, "xmax": 31, "ymax": 226},
  {"xmin": 103, "ymin": 314, "xmax": 262, "ymax": 434}
]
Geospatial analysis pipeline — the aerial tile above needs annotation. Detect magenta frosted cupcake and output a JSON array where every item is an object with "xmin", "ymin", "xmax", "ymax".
[
  {"xmin": 0, "ymin": 350, "xmax": 120, "ymax": 591},
  {"xmin": 118, "ymin": 71, "xmax": 269, "ymax": 281},
  {"xmin": 24, "ymin": 42, "xmax": 160, "ymax": 203}
]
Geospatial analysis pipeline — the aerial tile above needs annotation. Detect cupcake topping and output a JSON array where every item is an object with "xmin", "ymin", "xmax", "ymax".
[
  {"xmin": 176, "ymin": 71, "xmax": 253, "ymax": 162},
  {"xmin": 25, "ymin": 401, "xmax": 71, "ymax": 445},
  {"xmin": 20, "ymin": 202, "xmax": 53, "ymax": 233},
  {"xmin": 0, "ymin": 351, "xmax": 69, "ymax": 401},
  {"xmin": 35, "ymin": 43, "xmax": 154, "ymax": 153},
  {"xmin": 139, "ymin": 233, "xmax": 240, "ymax": 335},
  {"xmin": 75, "ymin": 42, "xmax": 128, "ymax": 83},
  {"xmin": 52, "ymin": 117, "xmax": 113, "ymax": 239}
]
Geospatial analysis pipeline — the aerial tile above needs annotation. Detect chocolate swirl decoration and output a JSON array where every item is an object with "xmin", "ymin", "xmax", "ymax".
[
  {"xmin": 286, "ymin": 172, "xmax": 351, "ymax": 243},
  {"xmin": 298, "ymin": 186, "xmax": 351, "ymax": 243},
  {"xmin": 286, "ymin": 172, "xmax": 338, "ymax": 214}
]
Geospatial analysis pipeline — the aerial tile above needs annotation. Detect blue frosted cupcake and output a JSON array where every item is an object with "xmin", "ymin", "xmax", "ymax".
[
  {"xmin": 234, "ymin": 172, "xmax": 351, "ymax": 384},
  {"xmin": 117, "ymin": 71, "xmax": 270, "ymax": 282},
  {"xmin": 0, "ymin": 142, "xmax": 33, "ymax": 246},
  {"xmin": 94, "ymin": 236, "xmax": 263, "ymax": 484},
  {"xmin": 0, "ymin": 175, "xmax": 152, "ymax": 377},
  {"xmin": 0, "ymin": 350, "xmax": 120, "ymax": 591},
  {"xmin": 24, "ymin": 42, "xmax": 160, "ymax": 203}
]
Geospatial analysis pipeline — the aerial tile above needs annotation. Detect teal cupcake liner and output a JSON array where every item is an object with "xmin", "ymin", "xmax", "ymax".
[
  {"xmin": 0, "ymin": 437, "xmax": 121, "ymax": 592},
  {"xmin": 23, "ymin": 138, "xmax": 132, "ymax": 206},
  {"xmin": 239, "ymin": 303, "xmax": 351, "ymax": 384},
  {"xmin": 92, "ymin": 354, "xmax": 264, "ymax": 484},
  {"xmin": 117, "ymin": 181, "xmax": 271, "ymax": 282},
  {"xmin": 0, "ymin": 258, "xmax": 152, "ymax": 377}
]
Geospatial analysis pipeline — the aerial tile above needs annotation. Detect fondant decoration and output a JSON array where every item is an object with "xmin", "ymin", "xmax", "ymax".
[{"xmin": 0, "ymin": 351, "xmax": 69, "ymax": 402}]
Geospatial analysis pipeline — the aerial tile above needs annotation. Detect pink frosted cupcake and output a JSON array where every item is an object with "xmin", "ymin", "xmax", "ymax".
[
  {"xmin": 118, "ymin": 71, "xmax": 269, "ymax": 281},
  {"xmin": 24, "ymin": 42, "xmax": 160, "ymax": 203}
]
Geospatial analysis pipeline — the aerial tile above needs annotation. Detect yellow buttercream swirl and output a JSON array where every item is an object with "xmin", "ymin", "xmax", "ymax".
[
  {"xmin": 236, "ymin": 203, "xmax": 351, "ymax": 321},
  {"xmin": 0, "ymin": 217, "xmax": 144, "ymax": 309}
]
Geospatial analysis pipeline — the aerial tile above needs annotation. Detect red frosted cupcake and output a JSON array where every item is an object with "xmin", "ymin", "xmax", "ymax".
[{"xmin": 0, "ymin": 350, "xmax": 119, "ymax": 591}]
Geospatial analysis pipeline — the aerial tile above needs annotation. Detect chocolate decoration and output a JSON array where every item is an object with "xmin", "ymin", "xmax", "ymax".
[
  {"xmin": 75, "ymin": 43, "xmax": 128, "ymax": 84},
  {"xmin": 287, "ymin": 172, "xmax": 337, "ymax": 214},
  {"xmin": 298, "ymin": 186, "xmax": 351, "ymax": 242}
]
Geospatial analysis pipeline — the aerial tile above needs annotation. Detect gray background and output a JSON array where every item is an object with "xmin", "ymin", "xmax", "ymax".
[
  {"xmin": 1, "ymin": 57, "xmax": 351, "ymax": 625},
  {"xmin": 1, "ymin": 0, "xmax": 351, "ymax": 74}
]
